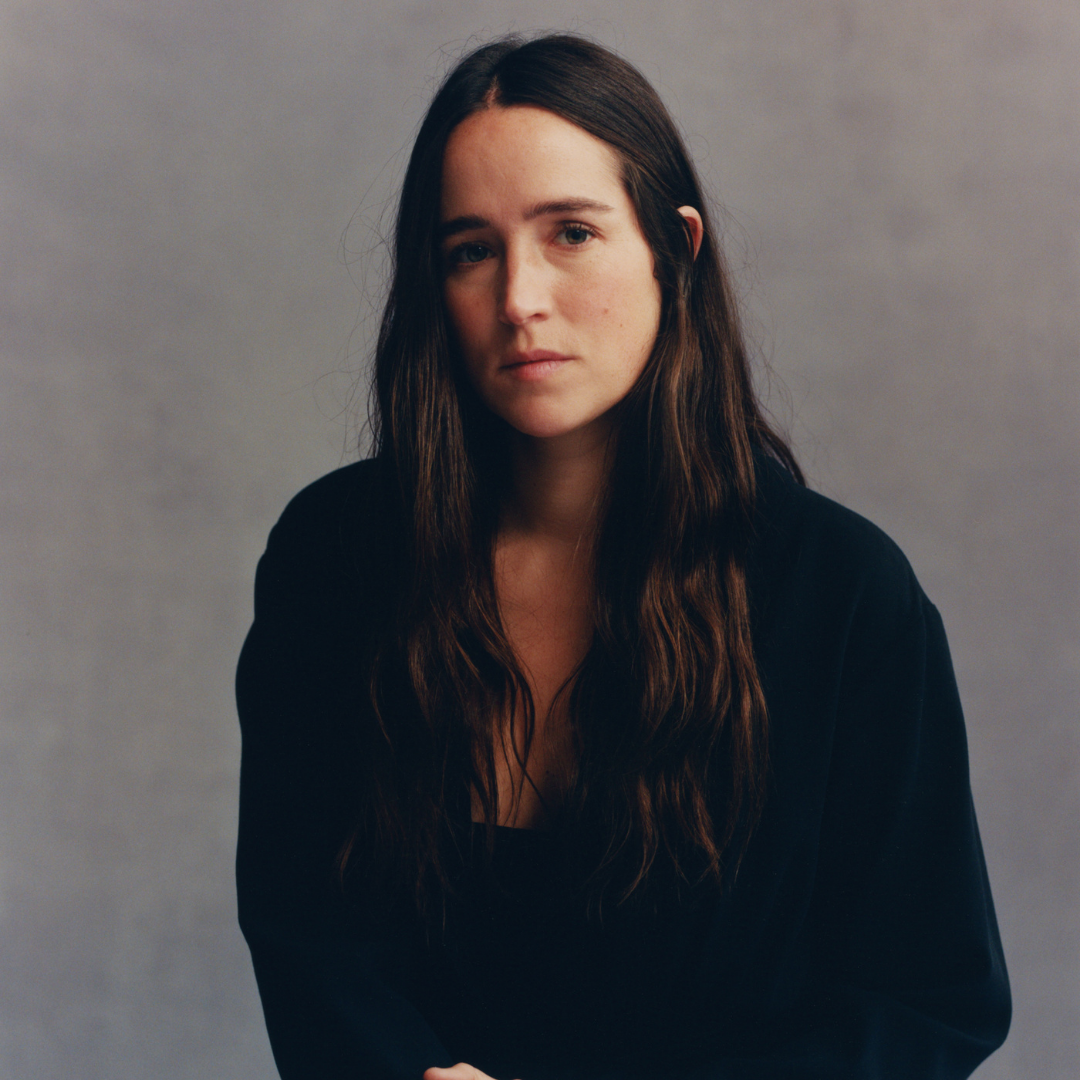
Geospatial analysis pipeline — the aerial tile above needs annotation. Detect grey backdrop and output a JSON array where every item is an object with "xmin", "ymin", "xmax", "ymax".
[{"xmin": 1, "ymin": 1, "xmax": 1076, "ymax": 1077}]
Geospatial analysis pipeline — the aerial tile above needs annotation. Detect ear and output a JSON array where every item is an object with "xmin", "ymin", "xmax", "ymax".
[{"xmin": 676, "ymin": 205, "xmax": 704, "ymax": 259}]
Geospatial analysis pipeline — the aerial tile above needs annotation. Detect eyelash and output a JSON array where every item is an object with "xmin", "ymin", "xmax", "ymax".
[{"xmin": 446, "ymin": 222, "xmax": 597, "ymax": 267}]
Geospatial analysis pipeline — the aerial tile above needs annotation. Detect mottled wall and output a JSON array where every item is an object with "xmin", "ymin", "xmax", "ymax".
[{"xmin": 1, "ymin": 1, "xmax": 1075, "ymax": 1077}]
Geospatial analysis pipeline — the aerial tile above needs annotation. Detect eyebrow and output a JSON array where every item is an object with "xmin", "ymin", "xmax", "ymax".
[{"xmin": 438, "ymin": 199, "xmax": 616, "ymax": 241}]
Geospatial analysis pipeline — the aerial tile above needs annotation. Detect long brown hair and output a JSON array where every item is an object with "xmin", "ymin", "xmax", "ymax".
[{"xmin": 346, "ymin": 34, "xmax": 802, "ymax": 918}]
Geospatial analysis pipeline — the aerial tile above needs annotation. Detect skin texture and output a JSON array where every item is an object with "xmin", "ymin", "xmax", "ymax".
[{"xmin": 433, "ymin": 105, "xmax": 703, "ymax": 1073}]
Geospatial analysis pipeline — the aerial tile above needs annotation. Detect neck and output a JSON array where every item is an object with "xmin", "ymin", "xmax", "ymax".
[{"xmin": 502, "ymin": 421, "xmax": 614, "ymax": 545}]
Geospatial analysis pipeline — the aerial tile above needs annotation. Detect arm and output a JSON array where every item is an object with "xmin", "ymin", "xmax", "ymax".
[
  {"xmin": 236, "ymin": 471, "xmax": 455, "ymax": 1080},
  {"xmin": 681, "ymin": 590, "xmax": 1010, "ymax": 1080}
]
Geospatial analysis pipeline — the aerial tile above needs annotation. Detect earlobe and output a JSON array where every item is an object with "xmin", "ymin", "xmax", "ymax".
[{"xmin": 676, "ymin": 206, "xmax": 704, "ymax": 259}]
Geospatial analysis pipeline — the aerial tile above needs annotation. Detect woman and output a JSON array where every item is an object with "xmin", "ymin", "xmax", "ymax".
[{"xmin": 236, "ymin": 34, "xmax": 1010, "ymax": 1080}]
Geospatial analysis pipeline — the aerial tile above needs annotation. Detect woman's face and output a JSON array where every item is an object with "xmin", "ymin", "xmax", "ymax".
[{"xmin": 439, "ymin": 105, "xmax": 662, "ymax": 445}]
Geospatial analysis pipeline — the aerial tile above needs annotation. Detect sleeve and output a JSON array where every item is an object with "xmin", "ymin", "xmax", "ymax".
[
  {"xmin": 529, "ymin": 561, "xmax": 1012, "ymax": 1080},
  {"xmin": 235, "ymin": 486, "xmax": 455, "ymax": 1080}
]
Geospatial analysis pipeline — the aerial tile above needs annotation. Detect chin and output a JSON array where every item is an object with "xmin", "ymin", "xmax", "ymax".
[
  {"xmin": 501, "ymin": 406, "xmax": 609, "ymax": 444},
  {"xmin": 506, "ymin": 418, "xmax": 574, "ymax": 440}
]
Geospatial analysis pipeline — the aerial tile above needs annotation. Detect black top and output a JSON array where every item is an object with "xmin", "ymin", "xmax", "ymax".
[{"xmin": 236, "ymin": 455, "xmax": 1010, "ymax": 1079}]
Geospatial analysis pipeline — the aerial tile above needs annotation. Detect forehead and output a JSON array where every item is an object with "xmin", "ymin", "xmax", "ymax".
[{"xmin": 440, "ymin": 105, "xmax": 626, "ymax": 215}]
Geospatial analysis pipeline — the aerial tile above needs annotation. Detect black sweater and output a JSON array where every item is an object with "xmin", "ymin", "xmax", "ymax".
[{"xmin": 236, "ymin": 455, "xmax": 1010, "ymax": 1079}]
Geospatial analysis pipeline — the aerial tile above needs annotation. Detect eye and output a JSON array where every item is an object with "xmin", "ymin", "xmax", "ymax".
[
  {"xmin": 556, "ymin": 223, "xmax": 595, "ymax": 246},
  {"xmin": 447, "ymin": 242, "xmax": 491, "ymax": 266}
]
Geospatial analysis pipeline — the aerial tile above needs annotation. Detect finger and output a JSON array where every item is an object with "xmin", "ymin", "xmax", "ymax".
[{"xmin": 423, "ymin": 1064, "xmax": 496, "ymax": 1080}]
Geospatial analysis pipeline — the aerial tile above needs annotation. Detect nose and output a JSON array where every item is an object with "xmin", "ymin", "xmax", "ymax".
[{"xmin": 498, "ymin": 246, "xmax": 551, "ymax": 326}]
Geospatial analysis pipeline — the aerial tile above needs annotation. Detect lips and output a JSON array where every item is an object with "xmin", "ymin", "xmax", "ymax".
[
  {"xmin": 501, "ymin": 349, "xmax": 572, "ymax": 369},
  {"xmin": 500, "ymin": 349, "xmax": 573, "ymax": 382}
]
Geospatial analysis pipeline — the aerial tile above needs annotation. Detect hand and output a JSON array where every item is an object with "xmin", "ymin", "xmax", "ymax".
[{"xmin": 424, "ymin": 1063, "xmax": 517, "ymax": 1080}]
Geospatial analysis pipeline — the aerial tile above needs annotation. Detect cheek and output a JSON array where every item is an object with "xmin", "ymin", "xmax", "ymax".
[
  {"xmin": 443, "ymin": 286, "xmax": 486, "ymax": 355},
  {"xmin": 563, "ymin": 269, "xmax": 650, "ymax": 330},
  {"xmin": 586, "ymin": 261, "xmax": 661, "ymax": 347},
  {"xmin": 443, "ymin": 291, "xmax": 492, "ymax": 399}
]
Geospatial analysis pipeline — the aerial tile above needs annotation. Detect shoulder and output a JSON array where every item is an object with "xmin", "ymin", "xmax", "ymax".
[
  {"xmin": 238, "ymin": 459, "xmax": 392, "ymax": 734},
  {"xmin": 755, "ymin": 454, "xmax": 914, "ymax": 586},
  {"xmin": 749, "ymin": 453, "xmax": 931, "ymax": 663},
  {"xmin": 248, "ymin": 457, "xmax": 394, "ymax": 633},
  {"xmin": 266, "ymin": 457, "xmax": 386, "ymax": 559},
  {"xmin": 747, "ymin": 460, "xmax": 968, "ymax": 830}
]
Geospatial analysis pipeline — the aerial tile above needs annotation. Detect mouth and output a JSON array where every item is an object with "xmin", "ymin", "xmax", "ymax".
[
  {"xmin": 499, "ymin": 350, "xmax": 573, "ymax": 383},
  {"xmin": 500, "ymin": 349, "xmax": 573, "ymax": 370}
]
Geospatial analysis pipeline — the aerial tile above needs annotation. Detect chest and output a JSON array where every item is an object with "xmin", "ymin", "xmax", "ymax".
[{"xmin": 480, "ymin": 538, "xmax": 594, "ymax": 827}]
